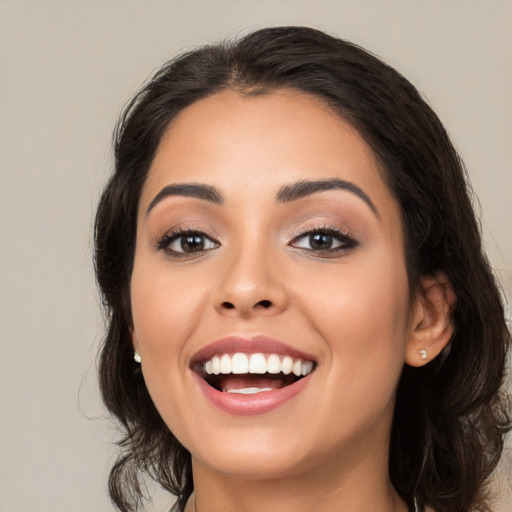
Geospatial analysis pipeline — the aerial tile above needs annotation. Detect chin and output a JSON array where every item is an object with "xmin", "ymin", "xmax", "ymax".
[{"xmin": 193, "ymin": 443, "xmax": 315, "ymax": 481}]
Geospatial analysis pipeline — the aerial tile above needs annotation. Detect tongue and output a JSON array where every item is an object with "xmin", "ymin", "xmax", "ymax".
[{"xmin": 220, "ymin": 375, "xmax": 286, "ymax": 393}]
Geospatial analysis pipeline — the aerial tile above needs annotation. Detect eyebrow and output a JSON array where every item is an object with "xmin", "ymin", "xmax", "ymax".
[
  {"xmin": 277, "ymin": 178, "xmax": 378, "ymax": 216},
  {"xmin": 146, "ymin": 178, "xmax": 378, "ymax": 217},
  {"xmin": 146, "ymin": 183, "xmax": 224, "ymax": 215}
]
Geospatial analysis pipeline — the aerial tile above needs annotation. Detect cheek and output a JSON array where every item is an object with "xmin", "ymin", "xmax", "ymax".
[
  {"xmin": 129, "ymin": 259, "xmax": 210, "ymax": 444},
  {"xmin": 131, "ymin": 258, "xmax": 207, "ymax": 355},
  {"xmin": 293, "ymin": 251, "xmax": 411, "ymax": 401},
  {"xmin": 129, "ymin": 253, "xmax": 211, "ymax": 421}
]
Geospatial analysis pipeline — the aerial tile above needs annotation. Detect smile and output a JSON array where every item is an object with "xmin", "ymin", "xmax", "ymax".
[
  {"xmin": 200, "ymin": 353, "xmax": 315, "ymax": 394},
  {"xmin": 190, "ymin": 337, "xmax": 317, "ymax": 414}
]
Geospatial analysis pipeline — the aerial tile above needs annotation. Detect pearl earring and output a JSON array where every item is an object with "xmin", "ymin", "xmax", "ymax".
[
  {"xmin": 134, "ymin": 351, "xmax": 142, "ymax": 363},
  {"xmin": 418, "ymin": 349, "xmax": 427, "ymax": 361}
]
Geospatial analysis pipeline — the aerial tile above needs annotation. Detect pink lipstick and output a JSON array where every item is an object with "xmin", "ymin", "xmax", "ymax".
[{"xmin": 190, "ymin": 335, "xmax": 317, "ymax": 415}]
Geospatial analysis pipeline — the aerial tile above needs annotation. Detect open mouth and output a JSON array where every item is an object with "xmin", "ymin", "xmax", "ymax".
[{"xmin": 193, "ymin": 353, "xmax": 316, "ymax": 395}]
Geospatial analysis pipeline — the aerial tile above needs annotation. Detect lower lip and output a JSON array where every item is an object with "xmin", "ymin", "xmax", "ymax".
[{"xmin": 193, "ymin": 372, "xmax": 313, "ymax": 416}]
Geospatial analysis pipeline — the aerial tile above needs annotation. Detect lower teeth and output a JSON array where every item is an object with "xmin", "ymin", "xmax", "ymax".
[{"xmin": 225, "ymin": 387, "xmax": 274, "ymax": 395}]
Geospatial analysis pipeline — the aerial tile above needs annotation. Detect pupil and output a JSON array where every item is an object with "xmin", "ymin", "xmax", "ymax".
[
  {"xmin": 181, "ymin": 235, "xmax": 204, "ymax": 252},
  {"xmin": 310, "ymin": 233, "xmax": 332, "ymax": 250}
]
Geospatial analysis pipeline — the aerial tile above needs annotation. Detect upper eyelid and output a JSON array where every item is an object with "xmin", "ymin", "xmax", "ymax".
[
  {"xmin": 290, "ymin": 224, "xmax": 352, "ymax": 240},
  {"xmin": 158, "ymin": 224, "xmax": 220, "ymax": 241},
  {"xmin": 167, "ymin": 230, "xmax": 218, "ymax": 243}
]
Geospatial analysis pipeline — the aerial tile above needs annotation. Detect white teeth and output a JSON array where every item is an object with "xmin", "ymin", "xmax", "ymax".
[
  {"xmin": 281, "ymin": 356, "xmax": 293, "ymax": 375},
  {"xmin": 266, "ymin": 354, "xmax": 281, "ymax": 374},
  {"xmin": 226, "ymin": 387, "xmax": 274, "ymax": 395},
  {"xmin": 301, "ymin": 361, "xmax": 314, "ymax": 376},
  {"xmin": 231, "ymin": 353, "xmax": 249, "ymax": 374},
  {"xmin": 220, "ymin": 354, "xmax": 231, "ymax": 374},
  {"xmin": 248, "ymin": 353, "xmax": 267, "ymax": 374},
  {"xmin": 212, "ymin": 356, "xmax": 221, "ymax": 375},
  {"xmin": 202, "ymin": 352, "xmax": 315, "ymax": 377}
]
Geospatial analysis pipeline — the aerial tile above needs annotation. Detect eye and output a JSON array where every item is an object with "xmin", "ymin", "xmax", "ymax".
[
  {"xmin": 157, "ymin": 229, "xmax": 219, "ymax": 256},
  {"xmin": 290, "ymin": 227, "xmax": 357, "ymax": 255}
]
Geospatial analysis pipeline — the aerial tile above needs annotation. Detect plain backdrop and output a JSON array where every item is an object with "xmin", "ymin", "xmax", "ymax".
[{"xmin": 0, "ymin": 1, "xmax": 510, "ymax": 511}]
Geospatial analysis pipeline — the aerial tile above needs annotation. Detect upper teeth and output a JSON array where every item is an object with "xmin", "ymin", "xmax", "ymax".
[{"xmin": 203, "ymin": 353, "xmax": 314, "ymax": 377}]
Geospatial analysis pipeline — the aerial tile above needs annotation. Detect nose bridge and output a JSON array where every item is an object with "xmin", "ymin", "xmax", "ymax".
[{"xmin": 214, "ymin": 232, "xmax": 288, "ymax": 316}]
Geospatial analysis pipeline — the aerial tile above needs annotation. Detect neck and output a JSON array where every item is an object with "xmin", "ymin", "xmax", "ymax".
[{"xmin": 189, "ymin": 447, "xmax": 408, "ymax": 512}]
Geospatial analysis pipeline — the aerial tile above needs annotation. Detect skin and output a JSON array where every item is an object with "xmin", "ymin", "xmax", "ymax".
[{"xmin": 130, "ymin": 90, "xmax": 452, "ymax": 512}]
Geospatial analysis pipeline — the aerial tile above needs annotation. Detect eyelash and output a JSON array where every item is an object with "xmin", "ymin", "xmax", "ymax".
[
  {"xmin": 156, "ymin": 226, "xmax": 220, "ymax": 258},
  {"xmin": 156, "ymin": 224, "xmax": 358, "ymax": 259},
  {"xmin": 289, "ymin": 225, "xmax": 358, "ymax": 256}
]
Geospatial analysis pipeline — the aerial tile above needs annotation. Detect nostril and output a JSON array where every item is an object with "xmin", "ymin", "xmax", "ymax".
[
  {"xmin": 218, "ymin": 299, "xmax": 275, "ymax": 312},
  {"xmin": 256, "ymin": 300, "xmax": 272, "ymax": 309}
]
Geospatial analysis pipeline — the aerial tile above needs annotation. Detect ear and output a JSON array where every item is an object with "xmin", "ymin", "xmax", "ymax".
[{"xmin": 405, "ymin": 273, "xmax": 456, "ymax": 367}]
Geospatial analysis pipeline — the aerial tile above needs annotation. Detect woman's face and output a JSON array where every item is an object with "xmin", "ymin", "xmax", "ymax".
[{"xmin": 130, "ymin": 90, "xmax": 415, "ymax": 479}]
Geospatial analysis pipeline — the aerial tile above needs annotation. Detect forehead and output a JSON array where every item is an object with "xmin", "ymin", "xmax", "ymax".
[{"xmin": 141, "ymin": 89, "xmax": 396, "ymax": 218}]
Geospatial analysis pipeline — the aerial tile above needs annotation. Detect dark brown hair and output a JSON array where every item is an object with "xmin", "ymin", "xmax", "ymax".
[{"xmin": 94, "ymin": 26, "xmax": 511, "ymax": 512}]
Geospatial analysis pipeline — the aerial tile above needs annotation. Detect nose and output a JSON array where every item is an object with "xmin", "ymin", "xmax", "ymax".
[{"xmin": 213, "ymin": 246, "xmax": 289, "ymax": 318}]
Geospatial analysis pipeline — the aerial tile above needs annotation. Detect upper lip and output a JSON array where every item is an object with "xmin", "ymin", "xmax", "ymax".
[{"xmin": 190, "ymin": 335, "xmax": 317, "ymax": 366}]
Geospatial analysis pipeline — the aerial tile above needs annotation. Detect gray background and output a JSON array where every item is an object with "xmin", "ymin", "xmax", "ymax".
[{"xmin": 1, "ymin": 1, "xmax": 510, "ymax": 511}]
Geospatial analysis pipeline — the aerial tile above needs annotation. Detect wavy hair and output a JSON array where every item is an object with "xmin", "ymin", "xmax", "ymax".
[{"xmin": 94, "ymin": 26, "xmax": 511, "ymax": 512}]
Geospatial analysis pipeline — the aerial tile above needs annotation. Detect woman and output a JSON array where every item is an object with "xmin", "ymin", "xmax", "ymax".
[{"xmin": 94, "ymin": 27, "xmax": 511, "ymax": 512}]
